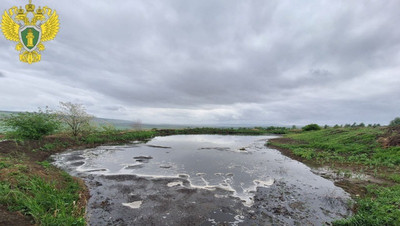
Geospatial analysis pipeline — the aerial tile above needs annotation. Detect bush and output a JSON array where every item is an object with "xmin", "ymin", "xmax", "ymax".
[
  {"xmin": 57, "ymin": 102, "xmax": 93, "ymax": 137},
  {"xmin": 389, "ymin": 117, "xmax": 400, "ymax": 126},
  {"xmin": 1, "ymin": 109, "xmax": 60, "ymax": 140},
  {"xmin": 302, "ymin": 124, "xmax": 321, "ymax": 131}
]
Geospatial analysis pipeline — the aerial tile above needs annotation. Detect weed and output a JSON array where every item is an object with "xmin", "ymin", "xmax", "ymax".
[
  {"xmin": 0, "ymin": 161, "xmax": 11, "ymax": 169},
  {"xmin": 333, "ymin": 185, "xmax": 400, "ymax": 225},
  {"xmin": 15, "ymin": 164, "xmax": 29, "ymax": 173},
  {"xmin": 292, "ymin": 148, "xmax": 315, "ymax": 160},
  {"xmin": 40, "ymin": 143, "xmax": 57, "ymax": 152},
  {"xmin": 0, "ymin": 176, "xmax": 85, "ymax": 225},
  {"xmin": 387, "ymin": 174, "xmax": 400, "ymax": 183},
  {"xmin": 37, "ymin": 161, "xmax": 52, "ymax": 169}
]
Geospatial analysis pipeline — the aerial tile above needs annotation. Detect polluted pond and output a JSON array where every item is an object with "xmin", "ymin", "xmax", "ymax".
[{"xmin": 51, "ymin": 135, "xmax": 352, "ymax": 225}]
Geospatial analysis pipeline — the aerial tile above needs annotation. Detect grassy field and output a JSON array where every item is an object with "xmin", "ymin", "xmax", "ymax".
[
  {"xmin": 271, "ymin": 127, "xmax": 400, "ymax": 167},
  {"xmin": 269, "ymin": 127, "xmax": 400, "ymax": 225}
]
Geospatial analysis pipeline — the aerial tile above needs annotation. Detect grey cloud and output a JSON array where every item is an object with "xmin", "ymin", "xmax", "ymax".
[{"xmin": 0, "ymin": 0, "xmax": 399, "ymax": 125}]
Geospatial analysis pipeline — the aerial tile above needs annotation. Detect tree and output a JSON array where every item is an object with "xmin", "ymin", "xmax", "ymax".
[
  {"xmin": 302, "ymin": 124, "xmax": 321, "ymax": 131},
  {"xmin": 132, "ymin": 119, "xmax": 142, "ymax": 131},
  {"xmin": 57, "ymin": 102, "xmax": 93, "ymax": 137},
  {"xmin": 2, "ymin": 108, "xmax": 60, "ymax": 140},
  {"xmin": 389, "ymin": 117, "xmax": 400, "ymax": 126}
]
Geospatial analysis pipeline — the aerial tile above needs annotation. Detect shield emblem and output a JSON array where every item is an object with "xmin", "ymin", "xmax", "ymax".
[{"xmin": 19, "ymin": 26, "xmax": 41, "ymax": 52}]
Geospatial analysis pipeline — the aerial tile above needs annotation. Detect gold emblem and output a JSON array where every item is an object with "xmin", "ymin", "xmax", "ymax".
[{"xmin": 1, "ymin": 0, "xmax": 59, "ymax": 64}]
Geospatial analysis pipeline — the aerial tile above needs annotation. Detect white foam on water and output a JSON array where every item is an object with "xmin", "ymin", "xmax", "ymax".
[
  {"xmin": 253, "ymin": 179, "xmax": 275, "ymax": 187},
  {"xmin": 214, "ymin": 194, "xmax": 228, "ymax": 198},
  {"xmin": 122, "ymin": 201, "xmax": 142, "ymax": 209},
  {"xmin": 167, "ymin": 181, "xmax": 184, "ymax": 187},
  {"xmin": 233, "ymin": 215, "xmax": 245, "ymax": 225}
]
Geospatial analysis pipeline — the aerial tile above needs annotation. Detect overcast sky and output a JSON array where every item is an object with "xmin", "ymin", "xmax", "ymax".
[{"xmin": 1, "ymin": 0, "xmax": 400, "ymax": 125}]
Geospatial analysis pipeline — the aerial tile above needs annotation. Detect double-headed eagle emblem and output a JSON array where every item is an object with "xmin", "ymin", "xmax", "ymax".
[{"xmin": 1, "ymin": 0, "xmax": 59, "ymax": 64}]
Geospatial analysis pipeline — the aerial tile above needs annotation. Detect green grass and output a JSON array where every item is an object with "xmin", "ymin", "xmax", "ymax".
[
  {"xmin": 271, "ymin": 127, "xmax": 400, "ymax": 167},
  {"xmin": 0, "ymin": 168, "xmax": 85, "ymax": 225},
  {"xmin": 333, "ymin": 185, "xmax": 400, "ymax": 226},
  {"xmin": 292, "ymin": 148, "xmax": 316, "ymax": 160},
  {"xmin": 37, "ymin": 160, "xmax": 52, "ymax": 169},
  {"xmin": 386, "ymin": 174, "xmax": 400, "ymax": 183}
]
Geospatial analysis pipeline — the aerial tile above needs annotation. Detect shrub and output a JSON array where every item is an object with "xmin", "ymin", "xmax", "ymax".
[
  {"xmin": 302, "ymin": 124, "xmax": 321, "ymax": 131},
  {"xmin": 389, "ymin": 117, "xmax": 400, "ymax": 126},
  {"xmin": 57, "ymin": 102, "xmax": 93, "ymax": 137},
  {"xmin": 292, "ymin": 148, "xmax": 316, "ymax": 160},
  {"xmin": 1, "ymin": 109, "xmax": 60, "ymax": 140}
]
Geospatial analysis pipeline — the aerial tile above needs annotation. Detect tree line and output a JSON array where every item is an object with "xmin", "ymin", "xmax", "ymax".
[{"xmin": 1, "ymin": 102, "xmax": 93, "ymax": 140}]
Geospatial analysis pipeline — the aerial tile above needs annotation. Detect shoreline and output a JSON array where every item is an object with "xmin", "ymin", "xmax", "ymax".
[{"xmin": 267, "ymin": 137, "xmax": 393, "ymax": 198}]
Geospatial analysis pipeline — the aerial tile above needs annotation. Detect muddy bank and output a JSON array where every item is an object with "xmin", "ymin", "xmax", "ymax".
[
  {"xmin": 0, "ymin": 136, "xmax": 96, "ymax": 226},
  {"xmin": 267, "ymin": 137, "xmax": 389, "ymax": 198},
  {"xmin": 0, "ymin": 206, "xmax": 33, "ymax": 226},
  {"xmin": 52, "ymin": 135, "xmax": 352, "ymax": 225},
  {"xmin": 81, "ymin": 174, "xmax": 350, "ymax": 226},
  {"xmin": 85, "ymin": 174, "xmax": 264, "ymax": 225}
]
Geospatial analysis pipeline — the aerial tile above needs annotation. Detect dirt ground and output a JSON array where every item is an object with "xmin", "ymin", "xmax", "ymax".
[{"xmin": 0, "ymin": 206, "xmax": 33, "ymax": 226}]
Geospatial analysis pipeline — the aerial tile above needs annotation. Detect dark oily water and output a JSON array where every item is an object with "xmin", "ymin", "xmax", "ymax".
[{"xmin": 52, "ymin": 135, "xmax": 352, "ymax": 225}]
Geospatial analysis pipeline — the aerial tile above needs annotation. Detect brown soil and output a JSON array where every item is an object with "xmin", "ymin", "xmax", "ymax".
[
  {"xmin": 378, "ymin": 125, "xmax": 400, "ymax": 147},
  {"xmin": 0, "ymin": 136, "xmax": 104, "ymax": 162},
  {"xmin": 0, "ymin": 206, "xmax": 33, "ymax": 226}
]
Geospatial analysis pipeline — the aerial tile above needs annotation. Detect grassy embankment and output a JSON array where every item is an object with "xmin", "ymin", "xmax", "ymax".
[
  {"xmin": 269, "ymin": 127, "xmax": 400, "ymax": 225},
  {"xmin": 0, "ymin": 126, "xmax": 284, "ymax": 225},
  {"xmin": 0, "ymin": 130, "xmax": 156, "ymax": 225}
]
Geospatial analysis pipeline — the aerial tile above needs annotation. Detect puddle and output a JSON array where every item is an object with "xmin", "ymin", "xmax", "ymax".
[{"xmin": 52, "ymin": 135, "xmax": 352, "ymax": 225}]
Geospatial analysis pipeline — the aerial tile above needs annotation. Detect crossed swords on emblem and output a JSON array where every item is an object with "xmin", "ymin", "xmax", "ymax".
[{"xmin": 1, "ymin": 0, "xmax": 59, "ymax": 64}]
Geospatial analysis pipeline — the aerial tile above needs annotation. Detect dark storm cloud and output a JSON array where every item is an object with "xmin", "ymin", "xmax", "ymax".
[{"xmin": 0, "ymin": 0, "xmax": 400, "ymax": 124}]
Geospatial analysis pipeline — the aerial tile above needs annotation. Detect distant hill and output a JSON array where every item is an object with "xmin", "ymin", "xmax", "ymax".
[
  {"xmin": 0, "ymin": 111, "xmax": 285, "ymax": 131},
  {"xmin": 0, "ymin": 111, "xmax": 189, "ymax": 131},
  {"xmin": 92, "ymin": 117, "xmax": 189, "ymax": 130},
  {"xmin": 0, "ymin": 111, "xmax": 15, "ymax": 118}
]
